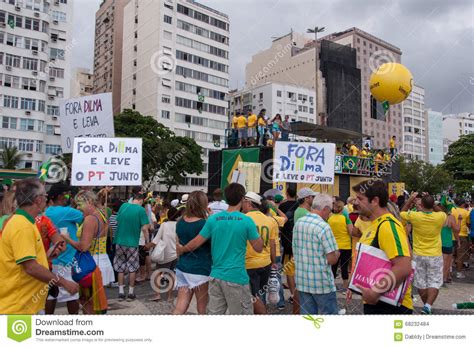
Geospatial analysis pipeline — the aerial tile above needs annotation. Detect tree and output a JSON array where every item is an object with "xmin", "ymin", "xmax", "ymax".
[
  {"xmin": 114, "ymin": 109, "xmax": 203, "ymax": 194},
  {"xmin": 1, "ymin": 146, "xmax": 23, "ymax": 169},
  {"xmin": 443, "ymin": 134, "xmax": 474, "ymax": 194},
  {"xmin": 400, "ymin": 158, "xmax": 451, "ymax": 194}
]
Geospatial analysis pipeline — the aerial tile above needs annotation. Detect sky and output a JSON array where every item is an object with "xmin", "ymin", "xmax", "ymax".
[{"xmin": 73, "ymin": 0, "xmax": 474, "ymax": 114}]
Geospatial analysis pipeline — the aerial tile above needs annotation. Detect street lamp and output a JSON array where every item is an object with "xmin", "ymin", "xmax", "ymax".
[{"xmin": 307, "ymin": 26, "xmax": 325, "ymax": 126}]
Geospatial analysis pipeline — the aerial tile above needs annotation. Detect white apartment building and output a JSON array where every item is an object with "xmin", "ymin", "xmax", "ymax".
[
  {"xmin": 0, "ymin": 0, "xmax": 72, "ymax": 170},
  {"xmin": 442, "ymin": 112, "xmax": 474, "ymax": 155},
  {"xmin": 70, "ymin": 67, "xmax": 93, "ymax": 98},
  {"xmin": 229, "ymin": 82, "xmax": 316, "ymax": 123},
  {"xmin": 426, "ymin": 109, "xmax": 444, "ymax": 165},
  {"xmin": 121, "ymin": 0, "xmax": 229, "ymax": 193},
  {"xmin": 401, "ymin": 84, "xmax": 426, "ymax": 160}
]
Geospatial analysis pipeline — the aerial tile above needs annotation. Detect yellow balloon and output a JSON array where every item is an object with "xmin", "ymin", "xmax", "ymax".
[{"xmin": 369, "ymin": 63, "xmax": 413, "ymax": 105}]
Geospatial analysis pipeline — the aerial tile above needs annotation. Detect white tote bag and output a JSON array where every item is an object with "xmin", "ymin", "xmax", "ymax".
[{"xmin": 151, "ymin": 240, "xmax": 166, "ymax": 263}]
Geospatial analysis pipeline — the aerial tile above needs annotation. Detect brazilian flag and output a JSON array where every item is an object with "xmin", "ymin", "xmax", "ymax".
[
  {"xmin": 38, "ymin": 158, "xmax": 53, "ymax": 181},
  {"xmin": 343, "ymin": 156, "xmax": 359, "ymax": 173},
  {"xmin": 221, "ymin": 148, "xmax": 259, "ymax": 189}
]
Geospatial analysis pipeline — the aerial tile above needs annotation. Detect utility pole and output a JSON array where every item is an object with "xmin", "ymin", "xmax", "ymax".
[{"xmin": 307, "ymin": 26, "xmax": 325, "ymax": 126}]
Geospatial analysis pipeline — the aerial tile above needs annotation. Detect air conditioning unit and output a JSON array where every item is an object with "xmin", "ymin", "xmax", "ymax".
[
  {"xmin": 15, "ymin": 6, "xmax": 21, "ymax": 11},
  {"xmin": 5, "ymin": 65, "xmax": 12, "ymax": 71},
  {"xmin": 25, "ymin": 111, "xmax": 31, "ymax": 116},
  {"xmin": 49, "ymin": 76, "xmax": 55, "ymax": 82},
  {"xmin": 0, "ymin": 23, "xmax": 5, "ymax": 28},
  {"xmin": 52, "ymin": 116, "xmax": 58, "ymax": 120},
  {"xmin": 49, "ymin": 95, "xmax": 55, "ymax": 100},
  {"xmin": 54, "ymin": 0, "xmax": 59, "ymax": 5},
  {"xmin": 294, "ymin": 110, "xmax": 298, "ymax": 114},
  {"xmin": 50, "ymin": 57, "xmax": 56, "ymax": 62},
  {"xmin": 32, "ymin": 71, "xmax": 38, "ymax": 76},
  {"xmin": 53, "ymin": 20, "xmax": 58, "ymax": 25},
  {"xmin": 34, "ymin": 12, "xmax": 40, "ymax": 17},
  {"xmin": 32, "ymin": 50, "xmax": 38, "ymax": 55},
  {"xmin": 27, "ymin": 153, "xmax": 33, "ymax": 158}
]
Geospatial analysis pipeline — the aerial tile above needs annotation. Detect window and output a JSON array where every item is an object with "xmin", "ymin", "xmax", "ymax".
[
  {"xmin": 0, "ymin": 138, "xmax": 17, "ymax": 150},
  {"xmin": 161, "ymin": 110, "xmax": 170, "ymax": 119},
  {"xmin": 36, "ymin": 140, "xmax": 43, "ymax": 153},
  {"xmin": 5, "ymin": 54, "xmax": 21, "ymax": 67},
  {"xmin": 47, "ymin": 105, "xmax": 59, "ymax": 116},
  {"xmin": 20, "ymin": 118, "xmax": 35, "ymax": 131},
  {"xmin": 19, "ymin": 139, "xmax": 34, "ymax": 152},
  {"xmin": 163, "ymin": 15, "xmax": 172, "ymax": 24},
  {"xmin": 49, "ymin": 67, "xmax": 65, "ymax": 78},
  {"xmin": 162, "ymin": 95, "xmax": 171, "ymax": 104},
  {"xmin": 50, "ymin": 48, "xmax": 65, "ymax": 60},
  {"xmin": 276, "ymin": 90, "xmax": 282, "ymax": 97},
  {"xmin": 46, "ymin": 125, "xmax": 54, "ymax": 135},
  {"xmin": 21, "ymin": 98, "xmax": 36, "ymax": 111},
  {"xmin": 52, "ymin": 11, "xmax": 67, "ymax": 22},
  {"xmin": 3, "ymin": 95, "xmax": 19, "ymax": 108},
  {"xmin": 45, "ymin": 144, "xmax": 61, "ymax": 155},
  {"xmin": 2, "ymin": 117, "xmax": 17, "ymax": 129},
  {"xmin": 3, "ymin": 75, "xmax": 20, "ymax": 88}
]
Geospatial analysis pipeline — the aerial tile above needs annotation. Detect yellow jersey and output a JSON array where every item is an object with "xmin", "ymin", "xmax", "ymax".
[
  {"xmin": 451, "ymin": 207, "xmax": 469, "ymax": 237},
  {"xmin": 245, "ymin": 211, "xmax": 277, "ymax": 269},
  {"xmin": 237, "ymin": 116, "xmax": 247, "ymax": 129},
  {"xmin": 258, "ymin": 117, "xmax": 266, "ymax": 126},
  {"xmin": 390, "ymin": 138, "xmax": 395, "ymax": 149},
  {"xmin": 328, "ymin": 213, "xmax": 352, "ymax": 250},
  {"xmin": 231, "ymin": 116, "xmax": 238, "ymax": 129},
  {"xmin": 349, "ymin": 145, "xmax": 359, "ymax": 157},
  {"xmin": 359, "ymin": 213, "xmax": 413, "ymax": 310},
  {"xmin": 0, "ymin": 210, "xmax": 49, "ymax": 314},
  {"xmin": 400, "ymin": 211, "xmax": 446, "ymax": 256},
  {"xmin": 247, "ymin": 114, "xmax": 257, "ymax": 127}
]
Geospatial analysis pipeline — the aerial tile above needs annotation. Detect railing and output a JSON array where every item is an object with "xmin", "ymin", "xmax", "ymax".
[{"xmin": 335, "ymin": 155, "xmax": 392, "ymax": 176}]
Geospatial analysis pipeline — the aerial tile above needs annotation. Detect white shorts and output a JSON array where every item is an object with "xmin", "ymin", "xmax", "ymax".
[
  {"xmin": 413, "ymin": 254, "xmax": 443, "ymax": 289},
  {"xmin": 93, "ymin": 253, "xmax": 115, "ymax": 286},
  {"xmin": 175, "ymin": 269, "xmax": 209, "ymax": 289},
  {"xmin": 247, "ymin": 127, "xmax": 257, "ymax": 138},
  {"xmin": 47, "ymin": 264, "xmax": 80, "ymax": 303}
]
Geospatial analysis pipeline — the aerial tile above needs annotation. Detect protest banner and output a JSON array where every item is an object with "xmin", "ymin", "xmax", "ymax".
[
  {"xmin": 59, "ymin": 93, "xmax": 115, "ymax": 153},
  {"xmin": 273, "ymin": 142, "xmax": 335, "ymax": 184},
  {"xmin": 237, "ymin": 161, "xmax": 261, "ymax": 193},
  {"xmin": 71, "ymin": 138, "xmax": 142, "ymax": 186}
]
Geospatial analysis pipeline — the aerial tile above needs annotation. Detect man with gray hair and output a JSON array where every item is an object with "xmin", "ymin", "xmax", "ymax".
[
  {"xmin": 292, "ymin": 193, "xmax": 340, "ymax": 314},
  {"xmin": 0, "ymin": 178, "xmax": 79, "ymax": 314}
]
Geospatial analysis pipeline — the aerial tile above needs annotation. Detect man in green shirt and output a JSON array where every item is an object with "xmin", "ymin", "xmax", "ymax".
[
  {"xmin": 178, "ymin": 183, "xmax": 263, "ymax": 314},
  {"xmin": 295, "ymin": 188, "xmax": 317, "ymax": 223},
  {"xmin": 114, "ymin": 193, "xmax": 151, "ymax": 301}
]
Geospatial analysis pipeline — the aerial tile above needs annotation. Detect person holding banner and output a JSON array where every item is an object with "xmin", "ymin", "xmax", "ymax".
[{"xmin": 352, "ymin": 180, "xmax": 413, "ymax": 314}]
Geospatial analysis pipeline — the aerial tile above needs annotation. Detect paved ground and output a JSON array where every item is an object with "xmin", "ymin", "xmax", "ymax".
[{"xmin": 57, "ymin": 253, "xmax": 474, "ymax": 315}]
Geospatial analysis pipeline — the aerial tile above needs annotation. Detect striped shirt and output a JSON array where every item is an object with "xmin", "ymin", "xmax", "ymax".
[{"xmin": 293, "ymin": 213, "xmax": 338, "ymax": 294}]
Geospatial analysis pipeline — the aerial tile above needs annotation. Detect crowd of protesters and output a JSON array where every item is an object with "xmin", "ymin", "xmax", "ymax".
[{"xmin": 0, "ymin": 177, "xmax": 472, "ymax": 315}]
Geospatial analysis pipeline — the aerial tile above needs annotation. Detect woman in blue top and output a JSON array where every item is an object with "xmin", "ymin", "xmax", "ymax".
[
  {"xmin": 271, "ymin": 114, "xmax": 283, "ymax": 143},
  {"xmin": 173, "ymin": 191, "xmax": 211, "ymax": 315}
]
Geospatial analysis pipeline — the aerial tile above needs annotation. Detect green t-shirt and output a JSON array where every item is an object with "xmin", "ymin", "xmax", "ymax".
[
  {"xmin": 114, "ymin": 203, "xmax": 149, "ymax": 248},
  {"xmin": 294, "ymin": 207, "xmax": 310, "ymax": 223},
  {"xmin": 441, "ymin": 225, "xmax": 453, "ymax": 248},
  {"xmin": 199, "ymin": 211, "xmax": 259, "ymax": 285}
]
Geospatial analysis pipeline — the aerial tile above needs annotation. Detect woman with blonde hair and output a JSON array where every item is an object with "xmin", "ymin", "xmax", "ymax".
[
  {"xmin": 62, "ymin": 190, "xmax": 109, "ymax": 314},
  {"xmin": 0, "ymin": 191, "xmax": 16, "ymax": 227},
  {"xmin": 173, "ymin": 191, "xmax": 211, "ymax": 314}
]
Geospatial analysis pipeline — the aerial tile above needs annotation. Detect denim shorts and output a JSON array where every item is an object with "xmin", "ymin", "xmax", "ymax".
[{"xmin": 299, "ymin": 291, "xmax": 338, "ymax": 315}]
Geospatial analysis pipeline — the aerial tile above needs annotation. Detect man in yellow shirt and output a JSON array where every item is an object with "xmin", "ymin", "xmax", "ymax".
[
  {"xmin": 451, "ymin": 199, "xmax": 470, "ymax": 278},
  {"xmin": 401, "ymin": 192, "xmax": 446, "ymax": 314},
  {"xmin": 389, "ymin": 135, "xmax": 397, "ymax": 158},
  {"xmin": 0, "ymin": 178, "xmax": 78, "ymax": 314},
  {"xmin": 236, "ymin": 112, "xmax": 247, "ymax": 147},
  {"xmin": 231, "ymin": 113, "xmax": 239, "ymax": 146},
  {"xmin": 349, "ymin": 142, "xmax": 359, "ymax": 157},
  {"xmin": 328, "ymin": 200, "xmax": 353, "ymax": 290},
  {"xmin": 352, "ymin": 180, "xmax": 413, "ymax": 314},
  {"xmin": 242, "ymin": 192, "xmax": 277, "ymax": 314},
  {"xmin": 246, "ymin": 110, "xmax": 257, "ymax": 145}
]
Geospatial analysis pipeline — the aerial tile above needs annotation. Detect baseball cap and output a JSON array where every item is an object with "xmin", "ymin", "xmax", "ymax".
[
  {"xmin": 297, "ymin": 187, "xmax": 317, "ymax": 199},
  {"xmin": 245, "ymin": 192, "xmax": 262, "ymax": 205},
  {"xmin": 274, "ymin": 194, "xmax": 284, "ymax": 203},
  {"xmin": 170, "ymin": 199, "xmax": 179, "ymax": 208},
  {"xmin": 180, "ymin": 194, "xmax": 189, "ymax": 204}
]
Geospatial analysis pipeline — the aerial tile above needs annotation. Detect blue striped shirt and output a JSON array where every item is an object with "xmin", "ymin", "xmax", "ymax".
[{"xmin": 293, "ymin": 213, "xmax": 338, "ymax": 294}]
